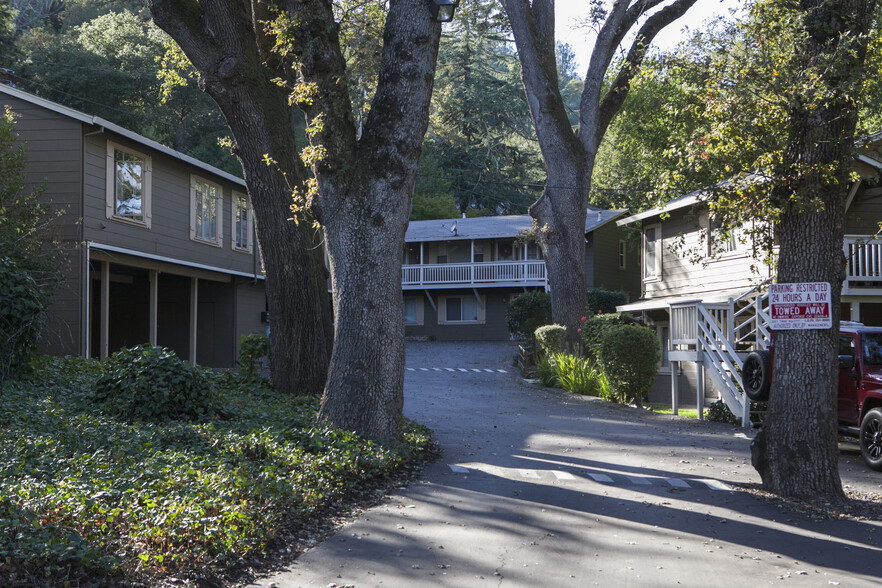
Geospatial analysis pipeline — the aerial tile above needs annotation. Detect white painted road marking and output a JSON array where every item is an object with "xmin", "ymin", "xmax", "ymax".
[
  {"xmin": 664, "ymin": 477, "xmax": 692, "ymax": 488},
  {"xmin": 552, "ymin": 471, "xmax": 577, "ymax": 481},
  {"xmin": 588, "ymin": 473, "xmax": 615, "ymax": 483},
  {"xmin": 698, "ymin": 479, "xmax": 733, "ymax": 491},
  {"xmin": 449, "ymin": 465, "xmax": 470, "ymax": 473},
  {"xmin": 627, "ymin": 476, "xmax": 652, "ymax": 485}
]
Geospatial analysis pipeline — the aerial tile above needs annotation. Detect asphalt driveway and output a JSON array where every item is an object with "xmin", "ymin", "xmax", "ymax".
[{"xmin": 254, "ymin": 341, "xmax": 882, "ymax": 587}]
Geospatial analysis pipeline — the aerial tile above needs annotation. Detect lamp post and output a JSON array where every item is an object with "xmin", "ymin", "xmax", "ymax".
[{"xmin": 430, "ymin": 0, "xmax": 457, "ymax": 22}]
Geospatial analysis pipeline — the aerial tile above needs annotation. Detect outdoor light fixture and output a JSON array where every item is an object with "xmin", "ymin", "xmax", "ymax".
[{"xmin": 430, "ymin": 0, "xmax": 457, "ymax": 22}]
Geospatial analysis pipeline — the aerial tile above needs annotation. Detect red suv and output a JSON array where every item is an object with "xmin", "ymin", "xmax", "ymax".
[{"xmin": 742, "ymin": 322, "xmax": 882, "ymax": 471}]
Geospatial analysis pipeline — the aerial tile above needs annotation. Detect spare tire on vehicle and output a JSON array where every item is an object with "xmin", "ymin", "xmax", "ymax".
[{"xmin": 742, "ymin": 350, "xmax": 771, "ymax": 401}]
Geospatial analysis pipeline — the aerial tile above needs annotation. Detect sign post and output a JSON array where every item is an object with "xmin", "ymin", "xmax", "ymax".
[{"xmin": 768, "ymin": 282, "xmax": 832, "ymax": 330}]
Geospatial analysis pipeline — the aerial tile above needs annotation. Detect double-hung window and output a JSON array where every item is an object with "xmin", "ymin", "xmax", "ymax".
[
  {"xmin": 232, "ymin": 192, "xmax": 253, "ymax": 252},
  {"xmin": 643, "ymin": 224, "xmax": 662, "ymax": 281},
  {"xmin": 106, "ymin": 142, "xmax": 151, "ymax": 227},
  {"xmin": 191, "ymin": 176, "xmax": 222, "ymax": 246},
  {"xmin": 708, "ymin": 214, "xmax": 738, "ymax": 257},
  {"xmin": 404, "ymin": 297, "xmax": 424, "ymax": 325}
]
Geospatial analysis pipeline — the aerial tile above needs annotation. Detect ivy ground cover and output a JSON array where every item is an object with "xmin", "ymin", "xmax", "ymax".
[{"xmin": 0, "ymin": 357, "xmax": 433, "ymax": 586}]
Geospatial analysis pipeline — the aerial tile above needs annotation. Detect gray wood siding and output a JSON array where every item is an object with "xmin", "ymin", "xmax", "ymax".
[
  {"xmin": 591, "ymin": 222, "xmax": 641, "ymax": 302},
  {"xmin": 404, "ymin": 288, "xmax": 520, "ymax": 341},
  {"xmin": 235, "ymin": 281, "xmax": 267, "ymax": 346},
  {"xmin": 643, "ymin": 209, "xmax": 772, "ymax": 300},
  {"xmin": 82, "ymin": 132, "xmax": 260, "ymax": 278},
  {"xmin": 847, "ymin": 187, "xmax": 882, "ymax": 235},
  {"xmin": 1, "ymin": 95, "xmax": 86, "ymax": 356}
]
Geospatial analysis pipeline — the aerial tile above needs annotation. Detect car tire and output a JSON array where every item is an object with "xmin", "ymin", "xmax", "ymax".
[
  {"xmin": 742, "ymin": 350, "xmax": 771, "ymax": 402},
  {"xmin": 860, "ymin": 408, "xmax": 882, "ymax": 472}
]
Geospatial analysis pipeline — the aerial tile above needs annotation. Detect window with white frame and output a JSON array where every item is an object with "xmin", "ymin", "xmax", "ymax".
[
  {"xmin": 232, "ymin": 192, "xmax": 253, "ymax": 252},
  {"xmin": 473, "ymin": 242, "xmax": 484, "ymax": 263},
  {"xmin": 436, "ymin": 243, "xmax": 448, "ymax": 264},
  {"xmin": 106, "ymin": 142, "xmax": 151, "ymax": 227},
  {"xmin": 404, "ymin": 297, "xmax": 424, "ymax": 325},
  {"xmin": 618, "ymin": 240, "xmax": 627, "ymax": 270},
  {"xmin": 191, "ymin": 176, "xmax": 222, "ymax": 246},
  {"xmin": 658, "ymin": 323, "xmax": 670, "ymax": 371},
  {"xmin": 708, "ymin": 214, "xmax": 738, "ymax": 257},
  {"xmin": 440, "ymin": 295, "xmax": 485, "ymax": 324},
  {"xmin": 526, "ymin": 242, "xmax": 542, "ymax": 260},
  {"xmin": 643, "ymin": 224, "xmax": 662, "ymax": 281}
]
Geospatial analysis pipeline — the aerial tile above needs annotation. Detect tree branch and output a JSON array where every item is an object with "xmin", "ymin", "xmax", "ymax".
[{"xmin": 593, "ymin": 0, "xmax": 698, "ymax": 147}]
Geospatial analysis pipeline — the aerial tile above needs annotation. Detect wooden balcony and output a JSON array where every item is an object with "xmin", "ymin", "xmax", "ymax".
[
  {"xmin": 844, "ymin": 235, "xmax": 882, "ymax": 294},
  {"xmin": 401, "ymin": 260, "xmax": 547, "ymax": 289}
]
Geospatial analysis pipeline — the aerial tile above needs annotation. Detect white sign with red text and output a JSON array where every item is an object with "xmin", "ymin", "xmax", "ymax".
[{"xmin": 768, "ymin": 282, "xmax": 832, "ymax": 330}]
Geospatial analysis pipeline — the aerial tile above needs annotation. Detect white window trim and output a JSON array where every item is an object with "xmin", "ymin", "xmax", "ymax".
[
  {"xmin": 438, "ymin": 294, "xmax": 486, "ymax": 325},
  {"xmin": 618, "ymin": 240, "xmax": 627, "ymax": 270},
  {"xmin": 403, "ymin": 296, "xmax": 424, "ymax": 325},
  {"xmin": 231, "ymin": 191, "xmax": 254, "ymax": 253},
  {"xmin": 105, "ymin": 141, "xmax": 152, "ymax": 228},
  {"xmin": 643, "ymin": 223, "xmax": 662, "ymax": 283},
  {"xmin": 705, "ymin": 212, "xmax": 744, "ymax": 260},
  {"xmin": 655, "ymin": 321, "xmax": 671, "ymax": 373},
  {"xmin": 190, "ymin": 175, "xmax": 223, "ymax": 247}
]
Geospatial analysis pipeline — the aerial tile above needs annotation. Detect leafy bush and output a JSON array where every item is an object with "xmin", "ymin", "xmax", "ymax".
[
  {"xmin": 506, "ymin": 291, "xmax": 551, "ymax": 340},
  {"xmin": 597, "ymin": 324, "xmax": 660, "ymax": 407},
  {"xmin": 0, "ymin": 257, "xmax": 48, "ymax": 383},
  {"xmin": 0, "ymin": 356, "xmax": 434, "ymax": 586},
  {"xmin": 587, "ymin": 288, "xmax": 629, "ymax": 315},
  {"xmin": 237, "ymin": 332, "xmax": 269, "ymax": 379},
  {"xmin": 551, "ymin": 353, "xmax": 613, "ymax": 397},
  {"xmin": 708, "ymin": 400, "xmax": 737, "ymax": 424},
  {"xmin": 535, "ymin": 354, "xmax": 558, "ymax": 387},
  {"xmin": 535, "ymin": 324, "xmax": 566, "ymax": 355},
  {"xmin": 580, "ymin": 312, "xmax": 633, "ymax": 358},
  {"xmin": 94, "ymin": 344, "xmax": 215, "ymax": 422}
]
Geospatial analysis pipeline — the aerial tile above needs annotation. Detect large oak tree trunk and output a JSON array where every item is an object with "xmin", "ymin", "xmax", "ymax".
[
  {"xmin": 149, "ymin": 0, "xmax": 332, "ymax": 397},
  {"xmin": 750, "ymin": 0, "xmax": 875, "ymax": 500}
]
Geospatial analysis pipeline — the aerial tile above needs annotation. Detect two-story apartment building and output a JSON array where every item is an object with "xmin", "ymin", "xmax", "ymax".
[
  {"xmin": 401, "ymin": 208, "xmax": 640, "ymax": 340},
  {"xmin": 1, "ymin": 85, "xmax": 266, "ymax": 368},
  {"xmin": 615, "ymin": 153, "xmax": 882, "ymax": 416}
]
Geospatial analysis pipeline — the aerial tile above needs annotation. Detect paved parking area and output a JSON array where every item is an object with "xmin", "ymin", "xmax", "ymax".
[{"xmin": 255, "ymin": 341, "xmax": 882, "ymax": 588}]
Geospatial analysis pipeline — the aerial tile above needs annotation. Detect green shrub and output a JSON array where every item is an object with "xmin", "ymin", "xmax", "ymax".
[
  {"xmin": 581, "ymin": 312, "xmax": 633, "ymax": 358},
  {"xmin": 535, "ymin": 354, "xmax": 558, "ymax": 387},
  {"xmin": 587, "ymin": 288, "xmax": 629, "ymax": 315},
  {"xmin": 94, "ymin": 344, "xmax": 215, "ymax": 422},
  {"xmin": 506, "ymin": 291, "xmax": 551, "ymax": 340},
  {"xmin": 708, "ymin": 400, "xmax": 737, "ymax": 424},
  {"xmin": 551, "ymin": 353, "xmax": 612, "ymax": 397},
  {"xmin": 597, "ymin": 324, "xmax": 660, "ymax": 407},
  {"xmin": 0, "ymin": 257, "xmax": 48, "ymax": 384},
  {"xmin": 535, "ymin": 324, "xmax": 567, "ymax": 355},
  {"xmin": 237, "ymin": 332, "xmax": 269, "ymax": 378}
]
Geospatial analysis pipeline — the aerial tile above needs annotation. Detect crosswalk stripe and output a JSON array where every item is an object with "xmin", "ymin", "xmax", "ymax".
[
  {"xmin": 458, "ymin": 368, "xmax": 468, "ymax": 372},
  {"xmin": 497, "ymin": 369, "xmax": 508, "ymax": 373},
  {"xmin": 698, "ymin": 479, "xmax": 733, "ymax": 491},
  {"xmin": 449, "ymin": 465, "xmax": 469, "ymax": 473},
  {"xmin": 627, "ymin": 476, "xmax": 652, "ymax": 485},
  {"xmin": 519, "ymin": 469, "xmax": 540, "ymax": 478},
  {"xmin": 432, "ymin": 367, "xmax": 441, "ymax": 371},
  {"xmin": 664, "ymin": 477, "xmax": 691, "ymax": 488},
  {"xmin": 419, "ymin": 368, "xmax": 429, "ymax": 371},
  {"xmin": 406, "ymin": 368, "xmax": 415, "ymax": 371},
  {"xmin": 471, "ymin": 368, "xmax": 482, "ymax": 373},
  {"xmin": 552, "ymin": 471, "xmax": 577, "ymax": 481},
  {"xmin": 588, "ymin": 473, "xmax": 615, "ymax": 483},
  {"xmin": 445, "ymin": 367, "xmax": 455, "ymax": 371}
]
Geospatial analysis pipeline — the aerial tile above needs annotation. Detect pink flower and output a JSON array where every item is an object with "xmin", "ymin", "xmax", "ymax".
[
  {"xmin": 577, "ymin": 328, "xmax": 582, "ymax": 333},
  {"xmin": 580, "ymin": 316, "xmax": 587, "ymax": 322}
]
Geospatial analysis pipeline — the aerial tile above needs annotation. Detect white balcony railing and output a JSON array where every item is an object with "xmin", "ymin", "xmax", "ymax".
[
  {"xmin": 402, "ymin": 260, "xmax": 547, "ymax": 287},
  {"xmin": 845, "ymin": 236, "xmax": 882, "ymax": 283}
]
